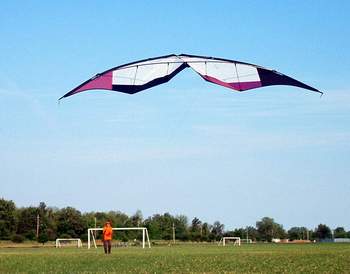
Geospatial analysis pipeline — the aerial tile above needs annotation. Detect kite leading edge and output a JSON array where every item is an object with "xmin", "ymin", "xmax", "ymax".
[{"xmin": 59, "ymin": 54, "xmax": 322, "ymax": 100}]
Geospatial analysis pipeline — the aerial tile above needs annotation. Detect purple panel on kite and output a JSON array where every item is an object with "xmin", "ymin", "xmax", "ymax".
[
  {"xmin": 202, "ymin": 75, "xmax": 261, "ymax": 91},
  {"xmin": 74, "ymin": 71, "xmax": 113, "ymax": 95}
]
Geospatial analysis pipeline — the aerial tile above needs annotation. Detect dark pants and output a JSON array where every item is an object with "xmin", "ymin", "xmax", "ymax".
[{"xmin": 103, "ymin": 240, "xmax": 112, "ymax": 254}]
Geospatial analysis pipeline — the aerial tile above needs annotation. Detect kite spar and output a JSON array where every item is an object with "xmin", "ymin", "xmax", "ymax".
[{"xmin": 59, "ymin": 54, "xmax": 322, "ymax": 100}]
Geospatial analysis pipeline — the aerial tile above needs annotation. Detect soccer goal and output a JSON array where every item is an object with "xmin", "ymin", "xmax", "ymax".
[
  {"xmin": 87, "ymin": 227, "xmax": 151, "ymax": 249},
  {"xmin": 218, "ymin": 237, "xmax": 241, "ymax": 246},
  {"xmin": 55, "ymin": 238, "xmax": 83, "ymax": 248}
]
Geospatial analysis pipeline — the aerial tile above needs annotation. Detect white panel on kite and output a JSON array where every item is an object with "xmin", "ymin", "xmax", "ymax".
[
  {"xmin": 187, "ymin": 61, "xmax": 206, "ymax": 75},
  {"xmin": 113, "ymin": 56, "xmax": 184, "ymax": 86},
  {"xmin": 206, "ymin": 62, "xmax": 238, "ymax": 82},
  {"xmin": 112, "ymin": 67, "xmax": 137, "ymax": 85},
  {"xmin": 134, "ymin": 63, "xmax": 168, "ymax": 85},
  {"xmin": 236, "ymin": 64, "xmax": 260, "ymax": 82}
]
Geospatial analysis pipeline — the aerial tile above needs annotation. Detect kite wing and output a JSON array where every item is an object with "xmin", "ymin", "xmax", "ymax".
[
  {"xmin": 60, "ymin": 54, "xmax": 322, "ymax": 100},
  {"xmin": 181, "ymin": 54, "xmax": 322, "ymax": 94}
]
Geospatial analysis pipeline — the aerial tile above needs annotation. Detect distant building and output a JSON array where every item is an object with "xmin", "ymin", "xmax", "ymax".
[
  {"xmin": 319, "ymin": 238, "xmax": 333, "ymax": 243},
  {"xmin": 272, "ymin": 238, "xmax": 289, "ymax": 243},
  {"xmin": 334, "ymin": 238, "xmax": 350, "ymax": 243}
]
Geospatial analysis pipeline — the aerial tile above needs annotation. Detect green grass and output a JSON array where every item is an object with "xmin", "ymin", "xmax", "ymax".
[{"xmin": 0, "ymin": 243, "xmax": 350, "ymax": 273}]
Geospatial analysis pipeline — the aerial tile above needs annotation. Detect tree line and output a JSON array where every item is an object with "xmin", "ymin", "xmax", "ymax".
[{"xmin": 1, "ymin": 198, "xmax": 349, "ymax": 243}]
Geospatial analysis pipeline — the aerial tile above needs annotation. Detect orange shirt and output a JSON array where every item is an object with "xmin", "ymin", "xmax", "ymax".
[{"xmin": 103, "ymin": 225, "xmax": 113, "ymax": 241}]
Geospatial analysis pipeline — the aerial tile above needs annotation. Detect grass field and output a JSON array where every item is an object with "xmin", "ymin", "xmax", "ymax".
[{"xmin": 1, "ymin": 243, "xmax": 350, "ymax": 273}]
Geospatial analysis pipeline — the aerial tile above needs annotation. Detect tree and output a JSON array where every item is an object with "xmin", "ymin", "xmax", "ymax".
[
  {"xmin": 144, "ymin": 215, "xmax": 161, "ymax": 239},
  {"xmin": 38, "ymin": 231, "xmax": 49, "ymax": 245},
  {"xmin": 55, "ymin": 207, "xmax": 85, "ymax": 238},
  {"xmin": 256, "ymin": 217, "xmax": 286, "ymax": 242},
  {"xmin": 200, "ymin": 222, "xmax": 211, "ymax": 242},
  {"xmin": 227, "ymin": 228, "xmax": 245, "ymax": 238},
  {"xmin": 121, "ymin": 210, "xmax": 144, "ymax": 240},
  {"xmin": 226, "ymin": 226, "xmax": 259, "ymax": 242},
  {"xmin": 16, "ymin": 207, "xmax": 38, "ymax": 239},
  {"xmin": 315, "ymin": 224, "xmax": 332, "ymax": 240},
  {"xmin": 0, "ymin": 198, "xmax": 17, "ymax": 239},
  {"xmin": 144, "ymin": 213, "xmax": 174, "ymax": 240},
  {"xmin": 37, "ymin": 202, "xmax": 57, "ymax": 241},
  {"xmin": 334, "ymin": 227, "xmax": 347, "ymax": 238},
  {"xmin": 94, "ymin": 211, "xmax": 109, "ymax": 227},
  {"xmin": 130, "ymin": 210, "xmax": 143, "ymax": 227},
  {"xmin": 174, "ymin": 215, "xmax": 189, "ymax": 241},
  {"xmin": 246, "ymin": 226, "xmax": 259, "ymax": 241},
  {"xmin": 288, "ymin": 227, "xmax": 309, "ymax": 240},
  {"xmin": 210, "ymin": 221, "xmax": 224, "ymax": 241},
  {"xmin": 189, "ymin": 217, "xmax": 202, "ymax": 241},
  {"xmin": 16, "ymin": 203, "xmax": 57, "ymax": 241}
]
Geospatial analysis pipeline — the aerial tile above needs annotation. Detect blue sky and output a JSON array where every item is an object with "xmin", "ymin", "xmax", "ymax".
[{"xmin": 1, "ymin": 0, "xmax": 350, "ymax": 230}]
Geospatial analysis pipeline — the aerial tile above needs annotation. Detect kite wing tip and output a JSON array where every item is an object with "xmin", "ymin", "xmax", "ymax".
[{"xmin": 58, "ymin": 93, "xmax": 68, "ymax": 101}]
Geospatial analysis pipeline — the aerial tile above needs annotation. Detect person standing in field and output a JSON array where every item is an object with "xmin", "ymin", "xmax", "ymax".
[{"xmin": 102, "ymin": 221, "xmax": 113, "ymax": 254}]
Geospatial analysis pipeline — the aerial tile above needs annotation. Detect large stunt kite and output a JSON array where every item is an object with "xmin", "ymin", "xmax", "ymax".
[{"xmin": 60, "ymin": 54, "xmax": 322, "ymax": 100}]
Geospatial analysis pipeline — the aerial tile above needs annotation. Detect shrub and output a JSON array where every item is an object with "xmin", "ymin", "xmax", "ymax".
[
  {"xmin": 24, "ymin": 230, "xmax": 36, "ymax": 240},
  {"xmin": 11, "ymin": 234, "xmax": 25, "ymax": 243},
  {"xmin": 38, "ymin": 232, "xmax": 48, "ymax": 244},
  {"xmin": 59, "ymin": 233, "xmax": 71, "ymax": 239},
  {"xmin": 46, "ymin": 228, "xmax": 57, "ymax": 241}
]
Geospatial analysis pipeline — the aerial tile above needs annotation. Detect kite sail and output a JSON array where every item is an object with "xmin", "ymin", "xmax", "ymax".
[{"xmin": 60, "ymin": 54, "xmax": 322, "ymax": 100}]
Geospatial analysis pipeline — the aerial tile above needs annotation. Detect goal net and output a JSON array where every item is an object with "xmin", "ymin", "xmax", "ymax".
[
  {"xmin": 218, "ymin": 237, "xmax": 241, "ymax": 246},
  {"xmin": 87, "ymin": 227, "xmax": 151, "ymax": 249},
  {"xmin": 55, "ymin": 238, "xmax": 83, "ymax": 248}
]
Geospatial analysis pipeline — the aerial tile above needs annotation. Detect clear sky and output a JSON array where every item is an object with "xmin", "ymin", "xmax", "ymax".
[{"xmin": 1, "ymin": 0, "xmax": 349, "ymax": 230}]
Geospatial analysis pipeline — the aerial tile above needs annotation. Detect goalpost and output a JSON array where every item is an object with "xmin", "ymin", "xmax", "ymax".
[
  {"xmin": 218, "ymin": 237, "xmax": 241, "ymax": 246},
  {"xmin": 87, "ymin": 227, "xmax": 151, "ymax": 249},
  {"xmin": 55, "ymin": 238, "xmax": 83, "ymax": 248}
]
